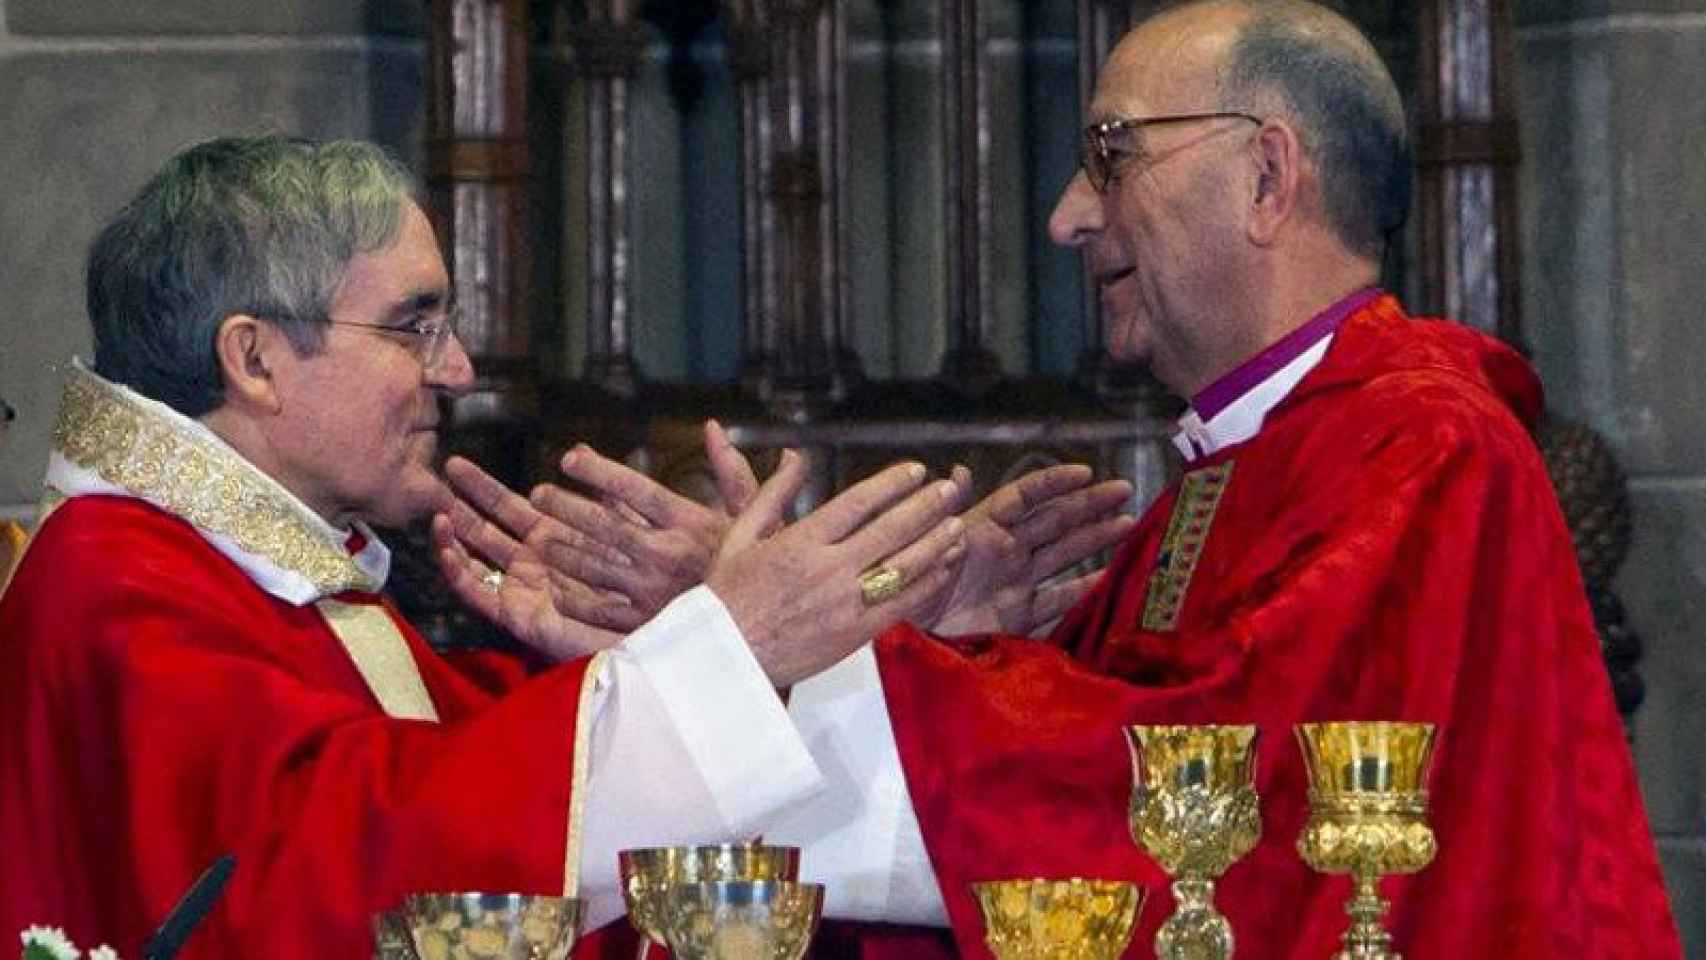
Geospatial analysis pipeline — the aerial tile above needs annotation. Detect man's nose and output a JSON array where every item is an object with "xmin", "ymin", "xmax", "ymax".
[
  {"xmin": 1048, "ymin": 171, "xmax": 1104, "ymax": 248},
  {"xmin": 429, "ymin": 334, "xmax": 476, "ymax": 397}
]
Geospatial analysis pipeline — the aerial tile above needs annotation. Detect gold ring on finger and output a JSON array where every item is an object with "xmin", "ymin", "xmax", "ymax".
[{"xmin": 858, "ymin": 564, "xmax": 906, "ymax": 605}]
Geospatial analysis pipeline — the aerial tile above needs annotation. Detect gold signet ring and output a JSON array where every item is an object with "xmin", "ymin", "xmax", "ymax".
[{"xmin": 858, "ymin": 565, "xmax": 906, "ymax": 605}]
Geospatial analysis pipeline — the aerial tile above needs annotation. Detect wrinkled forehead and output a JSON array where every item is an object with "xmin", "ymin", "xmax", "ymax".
[{"xmin": 1089, "ymin": 11, "xmax": 1241, "ymax": 123}]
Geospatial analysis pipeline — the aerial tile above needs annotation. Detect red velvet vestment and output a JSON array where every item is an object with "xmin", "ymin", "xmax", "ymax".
[
  {"xmin": 875, "ymin": 296, "xmax": 1682, "ymax": 958},
  {"xmin": 0, "ymin": 365, "xmax": 831, "ymax": 960},
  {"xmin": 0, "ymin": 495, "xmax": 604, "ymax": 958}
]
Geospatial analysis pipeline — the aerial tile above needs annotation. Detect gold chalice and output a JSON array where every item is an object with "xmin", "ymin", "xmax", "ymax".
[
  {"xmin": 1126, "ymin": 724, "xmax": 1261, "ymax": 960},
  {"xmin": 619, "ymin": 844, "xmax": 800, "ymax": 956},
  {"xmin": 1295, "ymin": 722, "xmax": 1438, "ymax": 960},
  {"xmin": 971, "ymin": 877, "xmax": 1144, "ymax": 960},
  {"xmin": 654, "ymin": 880, "xmax": 823, "ymax": 960},
  {"xmin": 393, "ymin": 892, "xmax": 581, "ymax": 960}
]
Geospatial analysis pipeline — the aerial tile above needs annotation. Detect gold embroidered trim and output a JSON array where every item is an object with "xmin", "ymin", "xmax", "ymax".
[
  {"xmin": 562, "ymin": 651, "xmax": 609, "ymax": 898},
  {"xmin": 1141, "ymin": 461, "xmax": 1234, "ymax": 632},
  {"xmin": 52, "ymin": 366, "xmax": 375, "ymax": 596},
  {"xmin": 315, "ymin": 598, "xmax": 439, "ymax": 722}
]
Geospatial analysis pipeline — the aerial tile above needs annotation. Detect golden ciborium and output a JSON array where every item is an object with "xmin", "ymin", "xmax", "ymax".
[
  {"xmin": 619, "ymin": 844, "xmax": 800, "ymax": 956},
  {"xmin": 971, "ymin": 877, "xmax": 1144, "ymax": 960},
  {"xmin": 654, "ymin": 880, "xmax": 823, "ymax": 960},
  {"xmin": 1295, "ymin": 722, "xmax": 1438, "ymax": 960},
  {"xmin": 383, "ymin": 892, "xmax": 582, "ymax": 960},
  {"xmin": 1126, "ymin": 724, "xmax": 1261, "ymax": 960}
]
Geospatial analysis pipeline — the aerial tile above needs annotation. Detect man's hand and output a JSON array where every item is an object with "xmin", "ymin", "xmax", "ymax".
[
  {"xmin": 926, "ymin": 464, "xmax": 1135, "ymax": 637},
  {"xmin": 431, "ymin": 457, "xmax": 633, "ymax": 660},
  {"xmin": 707, "ymin": 453, "xmax": 969, "ymax": 688},
  {"xmin": 431, "ymin": 423, "xmax": 764, "ymax": 659},
  {"xmin": 526, "ymin": 424, "xmax": 754, "ymax": 619}
]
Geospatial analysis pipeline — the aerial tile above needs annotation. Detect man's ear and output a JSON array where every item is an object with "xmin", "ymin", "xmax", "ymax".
[
  {"xmin": 1247, "ymin": 119, "xmax": 1302, "ymax": 247},
  {"xmin": 212, "ymin": 314, "xmax": 283, "ymax": 413}
]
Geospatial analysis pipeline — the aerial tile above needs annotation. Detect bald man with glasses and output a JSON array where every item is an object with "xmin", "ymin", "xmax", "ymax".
[
  {"xmin": 860, "ymin": 3, "xmax": 1677, "ymax": 956},
  {"xmin": 478, "ymin": 2, "xmax": 1680, "ymax": 956}
]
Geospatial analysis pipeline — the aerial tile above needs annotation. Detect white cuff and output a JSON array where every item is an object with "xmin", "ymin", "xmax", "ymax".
[
  {"xmin": 577, "ymin": 586, "xmax": 825, "ymax": 932},
  {"xmin": 618, "ymin": 586, "xmax": 823, "ymax": 825},
  {"xmin": 766, "ymin": 644, "xmax": 948, "ymax": 926}
]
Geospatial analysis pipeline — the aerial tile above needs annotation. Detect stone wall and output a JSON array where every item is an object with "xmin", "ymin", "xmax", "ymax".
[
  {"xmin": 1516, "ymin": 1, "xmax": 1706, "ymax": 951},
  {"xmin": 0, "ymin": 0, "xmax": 425, "ymax": 517}
]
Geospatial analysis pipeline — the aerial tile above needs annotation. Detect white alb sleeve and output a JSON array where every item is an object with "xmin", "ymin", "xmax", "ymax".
[
  {"xmin": 577, "ymin": 585, "xmax": 826, "ymax": 931},
  {"xmin": 764, "ymin": 644, "xmax": 949, "ymax": 926}
]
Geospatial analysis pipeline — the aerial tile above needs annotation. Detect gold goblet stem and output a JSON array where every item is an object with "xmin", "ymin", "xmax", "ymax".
[
  {"xmin": 1155, "ymin": 878, "xmax": 1234, "ymax": 960},
  {"xmin": 1336, "ymin": 872, "xmax": 1396, "ymax": 960}
]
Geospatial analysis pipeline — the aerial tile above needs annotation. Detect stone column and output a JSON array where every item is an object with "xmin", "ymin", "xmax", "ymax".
[{"xmin": 1516, "ymin": 3, "xmax": 1706, "ymax": 951}]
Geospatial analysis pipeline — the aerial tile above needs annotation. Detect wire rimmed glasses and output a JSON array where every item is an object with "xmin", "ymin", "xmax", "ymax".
[
  {"xmin": 1080, "ymin": 111, "xmax": 1261, "ymax": 192},
  {"xmin": 326, "ymin": 304, "xmax": 463, "ymax": 372}
]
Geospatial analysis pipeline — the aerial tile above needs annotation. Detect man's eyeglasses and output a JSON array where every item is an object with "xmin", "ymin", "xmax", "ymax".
[
  {"xmin": 326, "ymin": 305, "xmax": 462, "ymax": 372},
  {"xmin": 1080, "ymin": 111, "xmax": 1261, "ymax": 193}
]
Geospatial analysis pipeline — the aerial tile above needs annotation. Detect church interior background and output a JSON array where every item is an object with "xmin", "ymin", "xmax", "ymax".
[{"xmin": 2, "ymin": 0, "xmax": 1704, "ymax": 948}]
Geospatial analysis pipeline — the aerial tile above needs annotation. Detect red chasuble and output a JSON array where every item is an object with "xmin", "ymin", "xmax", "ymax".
[
  {"xmin": 0, "ymin": 496, "xmax": 601, "ymax": 957},
  {"xmin": 875, "ymin": 296, "xmax": 1682, "ymax": 958}
]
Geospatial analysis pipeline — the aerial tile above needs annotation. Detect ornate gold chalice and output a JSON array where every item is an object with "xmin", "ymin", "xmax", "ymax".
[
  {"xmin": 1295, "ymin": 722, "xmax": 1438, "ymax": 960},
  {"xmin": 389, "ymin": 892, "xmax": 581, "ymax": 960},
  {"xmin": 654, "ymin": 880, "xmax": 823, "ymax": 960},
  {"xmin": 619, "ymin": 843, "xmax": 800, "ymax": 957},
  {"xmin": 1126, "ymin": 724, "xmax": 1261, "ymax": 960},
  {"xmin": 971, "ymin": 877, "xmax": 1144, "ymax": 960}
]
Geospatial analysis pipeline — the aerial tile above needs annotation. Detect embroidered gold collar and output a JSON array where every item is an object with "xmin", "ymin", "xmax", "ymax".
[{"xmin": 50, "ymin": 362, "xmax": 381, "ymax": 598}]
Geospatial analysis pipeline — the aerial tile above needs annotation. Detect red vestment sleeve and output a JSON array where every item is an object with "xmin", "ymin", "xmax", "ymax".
[
  {"xmin": 0, "ymin": 497, "xmax": 599, "ymax": 958},
  {"xmin": 877, "ymin": 362, "xmax": 1680, "ymax": 958}
]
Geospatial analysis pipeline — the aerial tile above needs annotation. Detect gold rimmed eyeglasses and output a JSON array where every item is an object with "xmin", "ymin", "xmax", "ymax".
[{"xmin": 1080, "ymin": 111, "xmax": 1261, "ymax": 192}]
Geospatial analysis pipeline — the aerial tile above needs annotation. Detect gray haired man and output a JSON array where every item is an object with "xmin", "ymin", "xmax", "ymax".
[{"xmin": 0, "ymin": 134, "xmax": 1015, "ymax": 957}]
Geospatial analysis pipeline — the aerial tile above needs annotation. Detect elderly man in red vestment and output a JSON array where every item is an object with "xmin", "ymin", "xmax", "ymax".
[
  {"xmin": 453, "ymin": 1, "xmax": 1683, "ymax": 956},
  {"xmin": 805, "ymin": 1, "xmax": 1680, "ymax": 956},
  {"xmin": 0, "ymin": 135, "xmax": 1132, "ymax": 958}
]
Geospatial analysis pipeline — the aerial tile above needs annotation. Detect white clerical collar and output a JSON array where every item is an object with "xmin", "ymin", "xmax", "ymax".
[
  {"xmin": 1171, "ymin": 334, "xmax": 1335, "ymax": 462},
  {"xmin": 1170, "ymin": 287, "xmax": 1380, "ymax": 462},
  {"xmin": 44, "ymin": 360, "xmax": 389, "ymax": 605}
]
